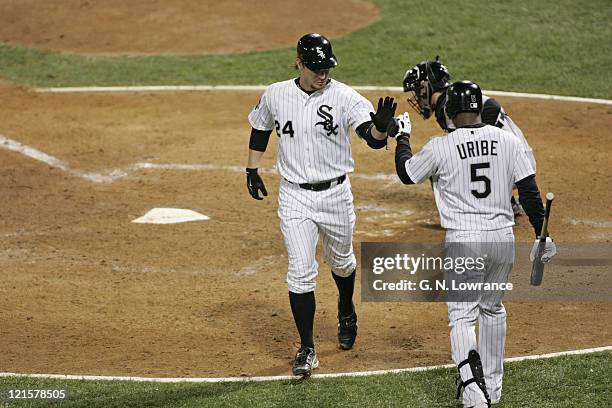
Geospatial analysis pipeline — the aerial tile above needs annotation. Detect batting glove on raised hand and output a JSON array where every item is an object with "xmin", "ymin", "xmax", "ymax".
[
  {"xmin": 246, "ymin": 168, "xmax": 268, "ymax": 200},
  {"xmin": 370, "ymin": 96, "xmax": 397, "ymax": 132},
  {"xmin": 530, "ymin": 237, "xmax": 557, "ymax": 263},
  {"xmin": 387, "ymin": 112, "xmax": 412, "ymax": 138}
]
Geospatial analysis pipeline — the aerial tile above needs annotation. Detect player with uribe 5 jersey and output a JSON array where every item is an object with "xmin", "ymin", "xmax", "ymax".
[{"xmin": 389, "ymin": 80, "xmax": 557, "ymax": 407}]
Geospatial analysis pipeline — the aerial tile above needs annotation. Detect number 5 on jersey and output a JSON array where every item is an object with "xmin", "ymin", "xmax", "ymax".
[
  {"xmin": 470, "ymin": 162, "xmax": 491, "ymax": 198},
  {"xmin": 275, "ymin": 120, "xmax": 295, "ymax": 138}
]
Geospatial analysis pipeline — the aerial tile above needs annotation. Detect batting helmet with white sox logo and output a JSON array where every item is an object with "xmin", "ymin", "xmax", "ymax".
[{"xmin": 297, "ymin": 33, "xmax": 338, "ymax": 70}]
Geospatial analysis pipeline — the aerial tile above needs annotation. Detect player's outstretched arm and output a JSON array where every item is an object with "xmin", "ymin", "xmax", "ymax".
[
  {"xmin": 392, "ymin": 114, "xmax": 437, "ymax": 186},
  {"xmin": 246, "ymin": 128, "xmax": 272, "ymax": 200},
  {"xmin": 394, "ymin": 133, "xmax": 415, "ymax": 184},
  {"xmin": 356, "ymin": 97, "xmax": 398, "ymax": 149},
  {"xmin": 390, "ymin": 113, "xmax": 415, "ymax": 184},
  {"xmin": 355, "ymin": 122, "xmax": 386, "ymax": 149}
]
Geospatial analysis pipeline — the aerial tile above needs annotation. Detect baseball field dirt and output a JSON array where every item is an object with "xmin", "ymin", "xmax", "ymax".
[
  {"xmin": 1, "ymin": 79, "xmax": 610, "ymax": 377},
  {"xmin": 0, "ymin": 0, "xmax": 379, "ymax": 55}
]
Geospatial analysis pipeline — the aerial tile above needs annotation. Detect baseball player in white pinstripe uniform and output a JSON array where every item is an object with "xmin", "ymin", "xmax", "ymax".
[
  {"xmin": 402, "ymin": 56, "xmax": 535, "ymax": 217},
  {"xmin": 390, "ymin": 81, "xmax": 556, "ymax": 407},
  {"xmin": 246, "ymin": 33, "xmax": 397, "ymax": 376}
]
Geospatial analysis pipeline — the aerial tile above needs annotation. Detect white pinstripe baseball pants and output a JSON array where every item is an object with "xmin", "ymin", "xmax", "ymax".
[
  {"xmin": 445, "ymin": 227, "xmax": 514, "ymax": 406},
  {"xmin": 278, "ymin": 177, "xmax": 357, "ymax": 294}
]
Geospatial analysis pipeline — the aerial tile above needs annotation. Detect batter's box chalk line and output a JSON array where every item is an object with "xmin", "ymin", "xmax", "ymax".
[
  {"xmin": 0, "ymin": 345, "xmax": 610, "ymax": 383},
  {"xmin": 0, "ymin": 134, "xmax": 397, "ymax": 184}
]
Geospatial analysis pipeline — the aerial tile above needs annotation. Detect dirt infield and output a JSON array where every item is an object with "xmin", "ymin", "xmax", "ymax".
[
  {"xmin": 0, "ymin": 0, "xmax": 379, "ymax": 55},
  {"xmin": 0, "ymin": 80, "xmax": 610, "ymax": 377}
]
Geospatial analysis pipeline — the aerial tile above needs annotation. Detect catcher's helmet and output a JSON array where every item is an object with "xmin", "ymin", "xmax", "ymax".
[
  {"xmin": 297, "ymin": 33, "xmax": 338, "ymax": 71},
  {"xmin": 445, "ymin": 80, "xmax": 483, "ymax": 119},
  {"xmin": 402, "ymin": 56, "xmax": 450, "ymax": 119}
]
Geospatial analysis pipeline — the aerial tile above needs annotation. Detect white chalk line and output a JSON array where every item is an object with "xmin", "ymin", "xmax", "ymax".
[
  {"xmin": 236, "ymin": 254, "xmax": 283, "ymax": 276},
  {"xmin": 0, "ymin": 345, "xmax": 609, "ymax": 383},
  {"xmin": 33, "ymin": 85, "xmax": 612, "ymax": 105},
  {"xmin": 0, "ymin": 134, "xmax": 397, "ymax": 184},
  {"xmin": 0, "ymin": 135, "xmax": 127, "ymax": 183},
  {"xmin": 565, "ymin": 218, "xmax": 612, "ymax": 228}
]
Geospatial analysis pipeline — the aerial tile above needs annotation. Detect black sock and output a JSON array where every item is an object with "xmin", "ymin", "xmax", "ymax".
[
  {"xmin": 289, "ymin": 291, "xmax": 315, "ymax": 349},
  {"xmin": 332, "ymin": 269, "xmax": 355, "ymax": 316}
]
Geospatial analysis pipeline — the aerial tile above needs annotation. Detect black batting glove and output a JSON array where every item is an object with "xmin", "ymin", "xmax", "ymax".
[
  {"xmin": 246, "ymin": 168, "xmax": 268, "ymax": 200},
  {"xmin": 369, "ymin": 96, "xmax": 397, "ymax": 132}
]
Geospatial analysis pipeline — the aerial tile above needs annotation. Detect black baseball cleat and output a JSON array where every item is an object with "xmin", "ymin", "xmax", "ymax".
[
  {"xmin": 338, "ymin": 308, "xmax": 358, "ymax": 350},
  {"xmin": 292, "ymin": 346, "xmax": 319, "ymax": 377}
]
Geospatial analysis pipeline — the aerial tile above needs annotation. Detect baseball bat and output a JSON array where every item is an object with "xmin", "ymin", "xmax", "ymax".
[{"xmin": 530, "ymin": 192, "xmax": 555, "ymax": 286}]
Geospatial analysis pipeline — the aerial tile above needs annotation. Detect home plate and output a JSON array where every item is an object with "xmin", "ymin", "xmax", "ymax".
[{"xmin": 131, "ymin": 208, "xmax": 210, "ymax": 224}]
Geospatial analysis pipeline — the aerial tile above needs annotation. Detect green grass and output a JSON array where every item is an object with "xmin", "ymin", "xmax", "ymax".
[
  {"xmin": 0, "ymin": 351, "xmax": 610, "ymax": 407},
  {"xmin": 0, "ymin": 0, "xmax": 610, "ymax": 98}
]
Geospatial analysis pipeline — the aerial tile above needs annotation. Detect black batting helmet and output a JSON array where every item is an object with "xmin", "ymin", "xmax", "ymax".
[
  {"xmin": 297, "ymin": 33, "xmax": 338, "ymax": 71},
  {"xmin": 402, "ymin": 56, "xmax": 451, "ymax": 119},
  {"xmin": 445, "ymin": 80, "xmax": 483, "ymax": 119}
]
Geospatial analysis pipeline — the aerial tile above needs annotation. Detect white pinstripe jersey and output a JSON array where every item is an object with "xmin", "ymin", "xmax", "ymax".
[
  {"xmin": 248, "ymin": 78, "xmax": 373, "ymax": 184},
  {"xmin": 405, "ymin": 124, "xmax": 535, "ymax": 231},
  {"xmin": 442, "ymin": 95, "xmax": 535, "ymax": 170}
]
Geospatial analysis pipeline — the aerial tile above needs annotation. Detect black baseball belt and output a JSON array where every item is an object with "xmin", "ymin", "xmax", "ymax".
[{"xmin": 288, "ymin": 174, "xmax": 347, "ymax": 191}]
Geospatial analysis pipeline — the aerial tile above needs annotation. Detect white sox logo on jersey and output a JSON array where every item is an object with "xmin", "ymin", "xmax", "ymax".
[
  {"xmin": 247, "ymin": 78, "xmax": 375, "ymax": 183},
  {"xmin": 315, "ymin": 105, "xmax": 338, "ymax": 136}
]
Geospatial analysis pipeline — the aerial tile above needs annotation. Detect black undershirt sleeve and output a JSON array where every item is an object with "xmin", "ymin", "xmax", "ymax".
[
  {"xmin": 516, "ymin": 174, "xmax": 546, "ymax": 236},
  {"xmin": 481, "ymin": 98, "xmax": 503, "ymax": 127},
  {"xmin": 356, "ymin": 121, "xmax": 387, "ymax": 150},
  {"xmin": 249, "ymin": 127, "xmax": 273, "ymax": 152},
  {"xmin": 394, "ymin": 134, "xmax": 415, "ymax": 184}
]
